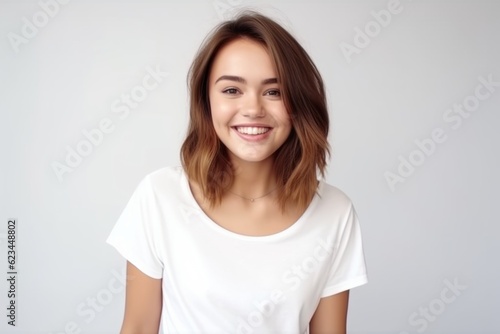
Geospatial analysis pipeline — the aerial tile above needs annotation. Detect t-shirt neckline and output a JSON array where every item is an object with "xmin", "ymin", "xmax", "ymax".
[{"xmin": 178, "ymin": 166, "xmax": 323, "ymax": 242}]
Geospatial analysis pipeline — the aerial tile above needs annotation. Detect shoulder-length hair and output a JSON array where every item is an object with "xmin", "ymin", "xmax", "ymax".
[{"xmin": 181, "ymin": 10, "xmax": 330, "ymax": 211}]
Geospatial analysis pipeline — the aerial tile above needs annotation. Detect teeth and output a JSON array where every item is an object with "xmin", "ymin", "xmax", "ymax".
[{"xmin": 236, "ymin": 127, "xmax": 270, "ymax": 135}]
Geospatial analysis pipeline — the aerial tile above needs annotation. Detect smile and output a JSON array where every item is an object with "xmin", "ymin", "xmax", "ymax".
[{"xmin": 234, "ymin": 127, "xmax": 271, "ymax": 135}]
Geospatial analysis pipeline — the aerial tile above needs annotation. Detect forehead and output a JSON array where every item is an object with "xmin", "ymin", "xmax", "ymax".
[{"xmin": 209, "ymin": 38, "xmax": 277, "ymax": 82}]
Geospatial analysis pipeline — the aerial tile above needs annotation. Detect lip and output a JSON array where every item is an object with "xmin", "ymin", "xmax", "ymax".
[
  {"xmin": 231, "ymin": 123, "xmax": 273, "ymax": 128},
  {"xmin": 231, "ymin": 125, "xmax": 273, "ymax": 142}
]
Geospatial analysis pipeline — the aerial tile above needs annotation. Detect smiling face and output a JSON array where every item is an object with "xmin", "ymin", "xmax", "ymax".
[{"xmin": 208, "ymin": 38, "xmax": 292, "ymax": 166}]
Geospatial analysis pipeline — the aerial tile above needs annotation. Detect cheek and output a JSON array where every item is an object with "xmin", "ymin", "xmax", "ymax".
[
  {"xmin": 275, "ymin": 106, "xmax": 292, "ymax": 128},
  {"xmin": 281, "ymin": 113, "xmax": 293, "ymax": 137},
  {"xmin": 211, "ymin": 99, "xmax": 238, "ymax": 123}
]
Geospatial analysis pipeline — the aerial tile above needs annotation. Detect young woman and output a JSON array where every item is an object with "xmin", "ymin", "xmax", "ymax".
[{"xmin": 107, "ymin": 10, "xmax": 368, "ymax": 334}]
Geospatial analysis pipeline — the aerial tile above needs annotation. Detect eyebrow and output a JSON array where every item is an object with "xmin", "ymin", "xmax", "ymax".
[{"xmin": 214, "ymin": 75, "xmax": 278, "ymax": 85}]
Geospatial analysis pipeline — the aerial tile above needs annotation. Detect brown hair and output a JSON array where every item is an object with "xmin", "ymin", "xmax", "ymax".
[{"xmin": 181, "ymin": 10, "xmax": 330, "ymax": 211}]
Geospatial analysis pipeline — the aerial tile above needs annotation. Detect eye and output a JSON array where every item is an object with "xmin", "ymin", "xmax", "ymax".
[
  {"xmin": 222, "ymin": 88, "xmax": 239, "ymax": 95},
  {"xmin": 265, "ymin": 89, "xmax": 281, "ymax": 97}
]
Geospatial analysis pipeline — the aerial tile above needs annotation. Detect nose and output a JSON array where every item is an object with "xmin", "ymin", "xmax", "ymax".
[{"xmin": 242, "ymin": 94, "xmax": 265, "ymax": 118}]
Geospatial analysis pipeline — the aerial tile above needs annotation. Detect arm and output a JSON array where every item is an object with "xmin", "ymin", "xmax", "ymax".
[
  {"xmin": 309, "ymin": 290, "xmax": 349, "ymax": 334},
  {"xmin": 120, "ymin": 261, "xmax": 162, "ymax": 334}
]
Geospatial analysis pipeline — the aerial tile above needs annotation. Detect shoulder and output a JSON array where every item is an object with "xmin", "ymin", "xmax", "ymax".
[
  {"xmin": 144, "ymin": 165, "xmax": 183, "ymax": 184},
  {"xmin": 136, "ymin": 166, "xmax": 185, "ymax": 197},
  {"xmin": 317, "ymin": 181, "xmax": 355, "ymax": 212},
  {"xmin": 309, "ymin": 181, "xmax": 358, "ymax": 229}
]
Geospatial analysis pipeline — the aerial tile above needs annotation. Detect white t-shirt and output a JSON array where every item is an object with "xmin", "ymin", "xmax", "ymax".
[{"xmin": 106, "ymin": 166, "xmax": 368, "ymax": 334}]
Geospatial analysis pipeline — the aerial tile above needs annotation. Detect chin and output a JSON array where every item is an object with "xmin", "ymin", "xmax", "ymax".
[{"xmin": 229, "ymin": 152, "xmax": 275, "ymax": 165}]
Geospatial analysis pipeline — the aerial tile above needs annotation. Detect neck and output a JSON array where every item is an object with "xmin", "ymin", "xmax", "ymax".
[{"xmin": 229, "ymin": 157, "xmax": 277, "ymax": 200}]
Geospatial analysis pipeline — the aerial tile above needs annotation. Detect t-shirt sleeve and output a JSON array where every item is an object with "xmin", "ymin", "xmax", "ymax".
[
  {"xmin": 106, "ymin": 176, "xmax": 163, "ymax": 279},
  {"xmin": 321, "ymin": 203, "xmax": 368, "ymax": 297}
]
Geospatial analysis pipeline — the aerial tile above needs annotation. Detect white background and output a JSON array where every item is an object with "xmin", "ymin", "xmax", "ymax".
[{"xmin": 1, "ymin": 0, "xmax": 499, "ymax": 333}]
